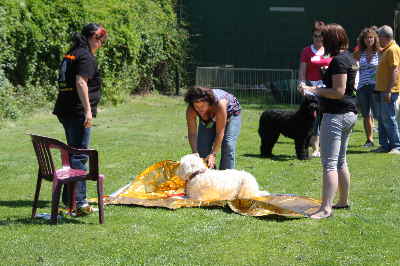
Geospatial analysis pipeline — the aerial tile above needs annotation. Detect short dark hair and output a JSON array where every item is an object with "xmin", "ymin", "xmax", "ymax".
[
  {"xmin": 184, "ymin": 86, "xmax": 216, "ymax": 106},
  {"xmin": 358, "ymin": 27, "xmax": 380, "ymax": 52},
  {"xmin": 322, "ymin": 23, "xmax": 349, "ymax": 56}
]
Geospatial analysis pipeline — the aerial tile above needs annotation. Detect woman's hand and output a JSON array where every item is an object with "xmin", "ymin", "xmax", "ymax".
[
  {"xmin": 298, "ymin": 81, "xmax": 310, "ymax": 96},
  {"xmin": 84, "ymin": 110, "xmax": 93, "ymax": 128},
  {"xmin": 297, "ymin": 81, "xmax": 305, "ymax": 95},
  {"xmin": 206, "ymin": 153, "xmax": 216, "ymax": 169},
  {"xmin": 298, "ymin": 82, "xmax": 318, "ymax": 97}
]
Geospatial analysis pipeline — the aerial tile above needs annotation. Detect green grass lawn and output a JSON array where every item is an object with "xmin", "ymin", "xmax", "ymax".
[{"xmin": 0, "ymin": 95, "xmax": 399, "ymax": 265}]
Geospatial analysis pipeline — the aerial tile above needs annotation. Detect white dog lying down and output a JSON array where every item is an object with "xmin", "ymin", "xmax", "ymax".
[{"xmin": 176, "ymin": 153, "xmax": 269, "ymax": 201}]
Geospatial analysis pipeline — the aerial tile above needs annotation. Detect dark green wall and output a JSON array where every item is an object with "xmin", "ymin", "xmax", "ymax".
[{"xmin": 186, "ymin": 0, "xmax": 397, "ymax": 68}]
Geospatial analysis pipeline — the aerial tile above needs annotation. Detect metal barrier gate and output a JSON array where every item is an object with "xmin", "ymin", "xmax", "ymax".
[{"xmin": 195, "ymin": 66, "xmax": 301, "ymax": 105}]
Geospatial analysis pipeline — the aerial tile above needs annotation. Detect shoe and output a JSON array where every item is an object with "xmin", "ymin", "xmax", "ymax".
[
  {"xmin": 362, "ymin": 141, "xmax": 374, "ymax": 148},
  {"xmin": 371, "ymin": 146, "xmax": 388, "ymax": 153},
  {"xmin": 76, "ymin": 204, "xmax": 98, "ymax": 216},
  {"xmin": 311, "ymin": 151, "xmax": 320, "ymax": 157},
  {"xmin": 388, "ymin": 148, "xmax": 400, "ymax": 154},
  {"xmin": 332, "ymin": 205, "xmax": 350, "ymax": 209}
]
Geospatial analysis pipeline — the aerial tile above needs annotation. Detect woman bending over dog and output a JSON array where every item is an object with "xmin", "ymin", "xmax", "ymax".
[
  {"xmin": 298, "ymin": 24, "xmax": 358, "ymax": 219},
  {"xmin": 184, "ymin": 87, "xmax": 241, "ymax": 169}
]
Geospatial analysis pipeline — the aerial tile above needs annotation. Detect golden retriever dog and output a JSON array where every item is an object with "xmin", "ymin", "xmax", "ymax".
[{"xmin": 176, "ymin": 153, "xmax": 269, "ymax": 201}]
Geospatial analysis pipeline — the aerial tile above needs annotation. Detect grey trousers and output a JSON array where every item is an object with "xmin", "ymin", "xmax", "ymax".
[{"xmin": 320, "ymin": 112, "xmax": 357, "ymax": 171}]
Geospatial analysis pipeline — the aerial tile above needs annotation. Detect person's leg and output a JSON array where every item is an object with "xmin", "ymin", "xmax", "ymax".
[
  {"xmin": 358, "ymin": 87, "xmax": 374, "ymax": 144},
  {"xmin": 58, "ymin": 116, "xmax": 73, "ymax": 206},
  {"xmin": 336, "ymin": 167, "xmax": 350, "ymax": 207},
  {"xmin": 310, "ymin": 113, "xmax": 321, "ymax": 156},
  {"xmin": 370, "ymin": 94, "xmax": 377, "ymax": 137},
  {"xmin": 336, "ymin": 112, "xmax": 357, "ymax": 206},
  {"xmin": 310, "ymin": 113, "xmax": 343, "ymax": 219},
  {"xmin": 58, "ymin": 116, "xmax": 91, "ymax": 207},
  {"xmin": 380, "ymin": 93, "xmax": 400, "ymax": 150},
  {"xmin": 372, "ymin": 93, "xmax": 390, "ymax": 151},
  {"xmin": 363, "ymin": 115, "xmax": 374, "ymax": 143},
  {"xmin": 311, "ymin": 169, "xmax": 338, "ymax": 219},
  {"xmin": 197, "ymin": 121, "xmax": 216, "ymax": 159},
  {"xmin": 395, "ymin": 97, "xmax": 400, "ymax": 132},
  {"xmin": 220, "ymin": 114, "xmax": 241, "ymax": 169},
  {"xmin": 365, "ymin": 87, "xmax": 376, "ymax": 143}
]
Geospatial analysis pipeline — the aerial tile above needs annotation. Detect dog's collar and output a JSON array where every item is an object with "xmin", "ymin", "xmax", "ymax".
[{"xmin": 187, "ymin": 169, "xmax": 207, "ymax": 181}]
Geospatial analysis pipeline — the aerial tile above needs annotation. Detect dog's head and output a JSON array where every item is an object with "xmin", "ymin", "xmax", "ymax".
[
  {"xmin": 176, "ymin": 153, "xmax": 207, "ymax": 180},
  {"xmin": 299, "ymin": 95, "xmax": 319, "ymax": 119}
]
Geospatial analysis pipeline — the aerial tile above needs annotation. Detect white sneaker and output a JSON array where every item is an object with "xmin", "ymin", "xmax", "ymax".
[
  {"xmin": 311, "ymin": 151, "xmax": 320, "ymax": 157},
  {"xmin": 388, "ymin": 148, "xmax": 400, "ymax": 154}
]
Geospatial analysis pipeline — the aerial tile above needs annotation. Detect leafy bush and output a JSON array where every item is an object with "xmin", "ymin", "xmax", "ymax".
[{"xmin": 0, "ymin": 0, "xmax": 189, "ymax": 119}]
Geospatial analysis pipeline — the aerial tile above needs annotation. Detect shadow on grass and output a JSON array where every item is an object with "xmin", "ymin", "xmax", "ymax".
[
  {"xmin": 0, "ymin": 216, "xmax": 84, "ymax": 226},
  {"xmin": 0, "ymin": 200, "xmax": 48, "ymax": 208},
  {"xmin": 0, "ymin": 200, "xmax": 93, "ymax": 225},
  {"xmin": 254, "ymin": 214, "xmax": 303, "ymax": 222},
  {"xmin": 119, "ymin": 204, "xmax": 301, "ymax": 222},
  {"xmin": 277, "ymin": 141, "xmax": 293, "ymax": 144},
  {"xmin": 346, "ymin": 149, "xmax": 371, "ymax": 154},
  {"xmin": 219, "ymin": 206, "xmax": 303, "ymax": 222},
  {"xmin": 242, "ymin": 153, "xmax": 296, "ymax": 161}
]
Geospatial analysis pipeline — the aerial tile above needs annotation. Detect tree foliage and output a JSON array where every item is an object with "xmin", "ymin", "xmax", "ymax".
[{"xmin": 0, "ymin": 0, "xmax": 189, "ymax": 119}]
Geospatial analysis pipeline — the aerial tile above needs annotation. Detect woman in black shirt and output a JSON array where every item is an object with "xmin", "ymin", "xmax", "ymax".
[
  {"xmin": 53, "ymin": 23, "xmax": 107, "ymax": 215},
  {"xmin": 299, "ymin": 24, "xmax": 358, "ymax": 219}
]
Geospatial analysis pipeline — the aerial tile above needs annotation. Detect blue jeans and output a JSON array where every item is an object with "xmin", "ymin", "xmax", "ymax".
[
  {"xmin": 356, "ymin": 84, "xmax": 377, "ymax": 117},
  {"xmin": 57, "ymin": 115, "xmax": 91, "ymax": 207},
  {"xmin": 197, "ymin": 114, "xmax": 241, "ymax": 169},
  {"xmin": 371, "ymin": 92, "xmax": 400, "ymax": 151}
]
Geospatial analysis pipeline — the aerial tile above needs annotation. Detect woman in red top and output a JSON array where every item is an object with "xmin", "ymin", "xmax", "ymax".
[{"xmin": 298, "ymin": 21, "xmax": 332, "ymax": 157}]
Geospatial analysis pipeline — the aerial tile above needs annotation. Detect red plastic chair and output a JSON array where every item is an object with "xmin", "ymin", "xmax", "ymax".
[{"xmin": 29, "ymin": 134, "xmax": 105, "ymax": 224}]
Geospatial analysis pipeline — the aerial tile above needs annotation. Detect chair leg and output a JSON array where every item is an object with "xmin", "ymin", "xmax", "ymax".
[
  {"xmin": 32, "ymin": 176, "xmax": 42, "ymax": 219},
  {"xmin": 51, "ymin": 181, "xmax": 63, "ymax": 224},
  {"xmin": 97, "ymin": 176, "xmax": 105, "ymax": 224},
  {"xmin": 68, "ymin": 182, "xmax": 77, "ymax": 215}
]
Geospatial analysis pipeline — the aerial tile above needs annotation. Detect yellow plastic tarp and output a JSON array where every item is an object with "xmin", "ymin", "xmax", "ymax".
[{"xmin": 100, "ymin": 160, "xmax": 321, "ymax": 217}]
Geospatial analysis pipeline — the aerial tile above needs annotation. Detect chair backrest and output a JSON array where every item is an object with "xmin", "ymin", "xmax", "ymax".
[{"xmin": 30, "ymin": 134, "xmax": 70, "ymax": 181}]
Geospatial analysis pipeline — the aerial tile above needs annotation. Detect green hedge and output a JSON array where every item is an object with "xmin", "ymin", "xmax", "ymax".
[{"xmin": 0, "ymin": 0, "xmax": 189, "ymax": 119}]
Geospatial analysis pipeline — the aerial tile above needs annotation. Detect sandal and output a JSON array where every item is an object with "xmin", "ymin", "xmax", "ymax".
[{"xmin": 332, "ymin": 205, "xmax": 350, "ymax": 209}]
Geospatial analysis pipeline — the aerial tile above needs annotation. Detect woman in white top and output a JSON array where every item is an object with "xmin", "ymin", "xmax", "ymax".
[{"xmin": 353, "ymin": 27, "xmax": 381, "ymax": 147}]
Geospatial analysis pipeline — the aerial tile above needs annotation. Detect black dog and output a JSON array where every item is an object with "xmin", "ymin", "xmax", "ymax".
[{"xmin": 258, "ymin": 95, "xmax": 319, "ymax": 160}]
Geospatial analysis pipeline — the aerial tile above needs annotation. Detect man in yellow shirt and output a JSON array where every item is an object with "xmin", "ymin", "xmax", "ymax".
[{"xmin": 372, "ymin": 25, "xmax": 400, "ymax": 154}]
